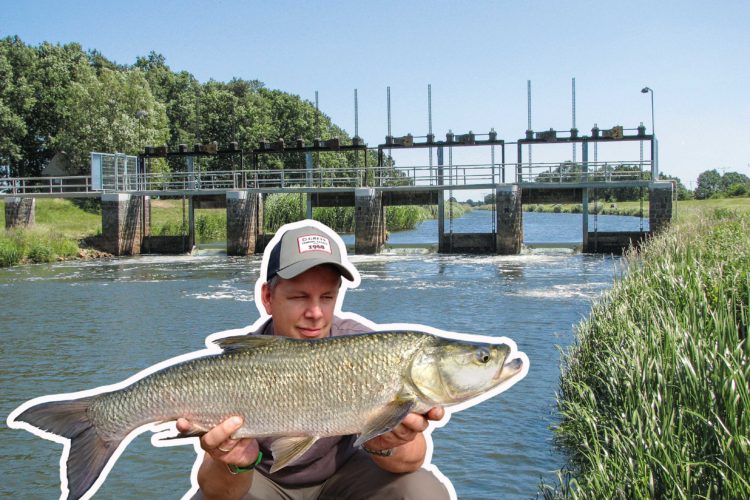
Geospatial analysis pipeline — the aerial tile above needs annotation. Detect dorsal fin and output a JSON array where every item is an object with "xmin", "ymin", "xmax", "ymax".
[{"xmin": 213, "ymin": 334, "xmax": 284, "ymax": 353}]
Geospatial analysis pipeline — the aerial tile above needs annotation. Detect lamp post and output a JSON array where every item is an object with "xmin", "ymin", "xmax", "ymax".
[
  {"xmin": 641, "ymin": 87, "xmax": 657, "ymax": 179},
  {"xmin": 641, "ymin": 87, "xmax": 654, "ymax": 136}
]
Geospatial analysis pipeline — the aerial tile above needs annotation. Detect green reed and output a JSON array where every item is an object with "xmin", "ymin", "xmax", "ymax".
[
  {"xmin": 262, "ymin": 192, "xmax": 434, "ymax": 233},
  {"xmin": 547, "ymin": 209, "xmax": 749, "ymax": 499},
  {"xmin": 0, "ymin": 227, "xmax": 80, "ymax": 267}
]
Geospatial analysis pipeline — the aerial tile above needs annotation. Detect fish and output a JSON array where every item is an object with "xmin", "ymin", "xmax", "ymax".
[{"xmin": 9, "ymin": 330, "xmax": 527, "ymax": 500}]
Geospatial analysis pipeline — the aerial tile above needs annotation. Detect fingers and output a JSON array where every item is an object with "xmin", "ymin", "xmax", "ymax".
[
  {"xmin": 369, "ymin": 407, "xmax": 444, "ymax": 449},
  {"xmin": 400, "ymin": 413, "xmax": 429, "ymax": 434},
  {"xmin": 426, "ymin": 406, "xmax": 445, "ymax": 422},
  {"xmin": 203, "ymin": 416, "xmax": 243, "ymax": 455}
]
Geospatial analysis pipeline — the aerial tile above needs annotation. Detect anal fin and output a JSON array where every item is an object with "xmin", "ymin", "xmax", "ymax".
[
  {"xmin": 269, "ymin": 436, "xmax": 319, "ymax": 473},
  {"xmin": 353, "ymin": 397, "xmax": 416, "ymax": 447}
]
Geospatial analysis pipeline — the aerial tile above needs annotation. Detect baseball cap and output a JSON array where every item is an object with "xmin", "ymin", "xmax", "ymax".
[{"xmin": 266, "ymin": 225, "xmax": 355, "ymax": 282}]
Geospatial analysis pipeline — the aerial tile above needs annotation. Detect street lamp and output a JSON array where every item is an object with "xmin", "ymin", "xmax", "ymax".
[
  {"xmin": 641, "ymin": 87, "xmax": 654, "ymax": 136},
  {"xmin": 641, "ymin": 87, "xmax": 658, "ymax": 179}
]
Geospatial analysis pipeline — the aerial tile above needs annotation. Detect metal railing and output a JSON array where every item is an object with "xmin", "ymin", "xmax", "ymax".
[
  {"xmin": 0, "ymin": 176, "xmax": 93, "ymax": 195},
  {"xmin": 515, "ymin": 160, "xmax": 652, "ymax": 184},
  {"xmin": 0, "ymin": 160, "xmax": 654, "ymax": 197}
]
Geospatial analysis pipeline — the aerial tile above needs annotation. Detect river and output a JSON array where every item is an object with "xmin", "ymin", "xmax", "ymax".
[{"xmin": 0, "ymin": 211, "xmax": 636, "ymax": 499}]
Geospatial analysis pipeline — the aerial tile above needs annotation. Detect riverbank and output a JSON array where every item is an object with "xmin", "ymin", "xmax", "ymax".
[{"xmin": 548, "ymin": 208, "xmax": 749, "ymax": 497}]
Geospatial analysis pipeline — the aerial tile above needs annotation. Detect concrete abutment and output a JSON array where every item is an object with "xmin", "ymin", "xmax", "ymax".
[
  {"xmin": 649, "ymin": 182, "xmax": 673, "ymax": 234},
  {"xmin": 101, "ymin": 193, "xmax": 149, "ymax": 255},
  {"xmin": 226, "ymin": 190, "xmax": 262, "ymax": 256},
  {"xmin": 4, "ymin": 197, "xmax": 35, "ymax": 229},
  {"xmin": 355, "ymin": 188, "xmax": 386, "ymax": 254},
  {"xmin": 496, "ymin": 185, "xmax": 523, "ymax": 255}
]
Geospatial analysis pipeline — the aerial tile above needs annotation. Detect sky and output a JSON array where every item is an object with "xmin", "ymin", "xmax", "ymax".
[{"xmin": 2, "ymin": 0, "xmax": 749, "ymax": 193}]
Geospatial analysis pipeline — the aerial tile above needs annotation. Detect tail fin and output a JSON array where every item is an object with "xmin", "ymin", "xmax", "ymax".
[{"xmin": 14, "ymin": 397, "xmax": 122, "ymax": 500}]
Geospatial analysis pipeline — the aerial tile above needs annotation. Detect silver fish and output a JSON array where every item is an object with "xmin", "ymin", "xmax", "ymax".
[{"xmin": 10, "ymin": 331, "xmax": 526, "ymax": 499}]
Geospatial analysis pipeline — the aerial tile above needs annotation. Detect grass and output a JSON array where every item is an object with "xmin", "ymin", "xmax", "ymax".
[
  {"xmin": 0, "ymin": 227, "xmax": 81, "ymax": 266},
  {"xmin": 546, "ymin": 208, "xmax": 750, "ymax": 498},
  {"xmin": 0, "ymin": 199, "xmax": 101, "ymax": 266}
]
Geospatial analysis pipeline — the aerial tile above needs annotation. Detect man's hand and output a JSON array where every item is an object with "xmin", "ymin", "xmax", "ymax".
[
  {"xmin": 363, "ymin": 407, "xmax": 445, "ymax": 473},
  {"xmin": 177, "ymin": 416, "xmax": 260, "ymax": 468},
  {"xmin": 177, "ymin": 416, "xmax": 259, "ymax": 500}
]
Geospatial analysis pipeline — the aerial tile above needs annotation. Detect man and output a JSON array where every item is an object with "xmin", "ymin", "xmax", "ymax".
[{"xmin": 178, "ymin": 221, "xmax": 450, "ymax": 499}]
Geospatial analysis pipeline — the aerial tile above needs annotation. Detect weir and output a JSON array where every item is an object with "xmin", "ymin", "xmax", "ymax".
[{"xmin": 0, "ymin": 124, "xmax": 670, "ymax": 256}]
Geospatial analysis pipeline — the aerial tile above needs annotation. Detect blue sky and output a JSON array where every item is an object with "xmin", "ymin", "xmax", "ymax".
[{"xmin": 2, "ymin": 0, "xmax": 748, "ymax": 191}]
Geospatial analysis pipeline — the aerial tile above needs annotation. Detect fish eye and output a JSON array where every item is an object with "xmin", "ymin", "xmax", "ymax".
[{"xmin": 475, "ymin": 348, "xmax": 491, "ymax": 364}]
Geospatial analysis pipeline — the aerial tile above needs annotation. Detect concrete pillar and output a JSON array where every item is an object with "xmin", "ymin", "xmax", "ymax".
[
  {"xmin": 355, "ymin": 188, "xmax": 385, "ymax": 254},
  {"xmin": 101, "ymin": 193, "xmax": 146, "ymax": 255},
  {"xmin": 4, "ymin": 197, "xmax": 35, "ymax": 229},
  {"xmin": 649, "ymin": 181, "xmax": 673, "ymax": 234},
  {"xmin": 496, "ymin": 185, "xmax": 523, "ymax": 255},
  {"xmin": 226, "ymin": 190, "xmax": 261, "ymax": 256}
]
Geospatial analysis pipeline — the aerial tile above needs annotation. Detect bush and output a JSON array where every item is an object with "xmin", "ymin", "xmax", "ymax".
[{"xmin": 195, "ymin": 214, "xmax": 226, "ymax": 243}]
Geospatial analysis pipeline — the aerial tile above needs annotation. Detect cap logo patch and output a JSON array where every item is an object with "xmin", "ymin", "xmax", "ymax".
[{"xmin": 297, "ymin": 234, "xmax": 332, "ymax": 254}]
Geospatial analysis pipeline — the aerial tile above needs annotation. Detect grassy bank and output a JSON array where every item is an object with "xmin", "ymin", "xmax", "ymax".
[
  {"xmin": 0, "ymin": 227, "xmax": 82, "ymax": 266},
  {"xmin": 548, "ymin": 209, "xmax": 749, "ymax": 498},
  {"xmin": 0, "ymin": 199, "xmax": 102, "ymax": 266}
]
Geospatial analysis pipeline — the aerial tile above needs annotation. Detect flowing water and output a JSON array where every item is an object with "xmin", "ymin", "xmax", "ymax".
[{"xmin": 0, "ymin": 211, "xmax": 637, "ymax": 499}]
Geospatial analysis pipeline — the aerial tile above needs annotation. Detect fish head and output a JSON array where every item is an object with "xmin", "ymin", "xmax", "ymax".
[{"xmin": 408, "ymin": 338, "xmax": 523, "ymax": 405}]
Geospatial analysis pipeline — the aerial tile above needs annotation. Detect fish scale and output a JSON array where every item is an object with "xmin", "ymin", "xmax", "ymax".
[{"xmin": 90, "ymin": 332, "xmax": 426, "ymax": 440}]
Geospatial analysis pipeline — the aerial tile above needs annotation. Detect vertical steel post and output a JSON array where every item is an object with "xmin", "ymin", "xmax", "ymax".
[
  {"xmin": 437, "ymin": 145, "xmax": 445, "ymax": 252},
  {"xmin": 305, "ymin": 152, "xmax": 313, "ymax": 219},
  {"xmin": 582, "ymin": 141, "xmax": 589, "ymax": 250},
  {"xmin": 428, "ymin": 84, "xmax": 433, "ymax": 185},
  {"xmin": 572, "ymin": 77, "xmax": 577, "ymax": 163}
]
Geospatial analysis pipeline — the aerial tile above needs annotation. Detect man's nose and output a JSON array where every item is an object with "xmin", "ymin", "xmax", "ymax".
[{"xmin": 305, "ymin": 300, "xmax": 324, "ymax": 318}]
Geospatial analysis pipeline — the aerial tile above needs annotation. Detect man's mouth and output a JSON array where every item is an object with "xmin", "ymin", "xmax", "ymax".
[{"xmin": 298, "ymin": 327, "xmax": 323, "ymax": 338}]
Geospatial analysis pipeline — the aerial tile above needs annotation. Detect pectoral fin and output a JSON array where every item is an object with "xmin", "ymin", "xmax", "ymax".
[
  {"xmin": 269, "ymin": 436, "xmax": 319, "ymax": 473},
  {"xmin": 353, "ymin": 397, "xmax": 416, "ymax": 447}
]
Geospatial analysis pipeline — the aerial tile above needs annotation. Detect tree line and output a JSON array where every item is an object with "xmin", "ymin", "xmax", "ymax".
[
  {"xmin": 0, "ymin": 36, "xmax": 375, "ymax": 180},
  {"xmin": 526, "ymin": 161, "xmax": 748, "ymax": 202}
]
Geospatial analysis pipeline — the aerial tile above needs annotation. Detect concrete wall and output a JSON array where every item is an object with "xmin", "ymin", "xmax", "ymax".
[
  {"xmin": 142, "ymin": 235, "xmax": 191, "ymax": 254},
  {"xmin": 355, "ymin": 188, "xmax": 386, "ymax": 254},
  {"xmin": 441, "ymin": 233, "xmax": 496, "ymax": 253},
  {"xmin": 496, "ymin": 185, "xmax": 523, "ymax": 254},
  {"xmin": 226, "ymin": 190, "xmax": 261, "ymax": 256},
  {"xmin": 4, "ymin": 197, "xmax": 35, "ymax": 229},
  {"xmin": 101, "ymin": 194, "xmax": 148, "ymax": 255},
  {"xmin": 585, "ymin": 231, "xmax": 648, "ymax": 254},
  {"xmin": 522, "ymin": 187, "xmax": 583, "ymax": 205},
  {"xmin": 649, "ymin": 182, "xmax": 673, "ymax": 234}
]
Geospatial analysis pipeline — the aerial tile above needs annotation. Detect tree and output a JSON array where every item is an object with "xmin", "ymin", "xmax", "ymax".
[
  {"xmin": 658, "ymin": 173, "xmax": 692, "ymax": 200},
  {"xmin": 53, "ymin": 68, "xmax": 168, "ymax": 174},
  {"xmin": 694, "ymin": 169, "xmax": 722, "ymax": 199},
  {"xmin": 720, "ymin": 171, "xmax": 750, "ymax": 195}
]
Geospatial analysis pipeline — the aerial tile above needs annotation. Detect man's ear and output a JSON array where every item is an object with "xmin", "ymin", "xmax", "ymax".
[{"xmin": 260, "ymin": 282, "xmax": 273, "ymax": 315}]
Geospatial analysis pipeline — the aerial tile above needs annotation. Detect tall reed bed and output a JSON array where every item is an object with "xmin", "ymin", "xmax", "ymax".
[
  {"xmin": 550, "ymin": 209, "xmax": 749, "ymax": 498},
  {"xmin": 0, "ymin": 227, "xmax": 80, "ymax": 267},
  {"xmin": 262, "ymin": 193, "xmax": 434, "ymax": 233}
]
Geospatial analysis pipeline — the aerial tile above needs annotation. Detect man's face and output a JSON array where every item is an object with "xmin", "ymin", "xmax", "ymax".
[{"xmin": 261, "ymin": 265, "xmax": 341, "ymax": 339}]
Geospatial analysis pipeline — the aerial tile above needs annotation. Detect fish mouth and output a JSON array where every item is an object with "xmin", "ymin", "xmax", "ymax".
[{"xmin": 495, "ymin": 357, "xmax": 523, "ymax": 384}]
